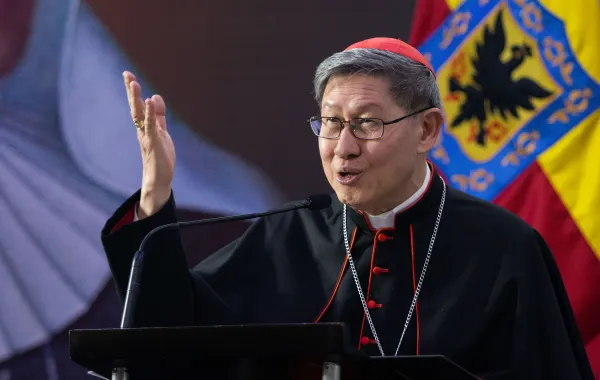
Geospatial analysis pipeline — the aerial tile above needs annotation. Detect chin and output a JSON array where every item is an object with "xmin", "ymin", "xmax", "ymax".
[{"xmin": 334, "ymin": 188, "xmax": 371, "ymax": 211}]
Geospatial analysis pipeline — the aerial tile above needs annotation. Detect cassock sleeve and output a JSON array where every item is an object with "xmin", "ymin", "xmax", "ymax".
[
  {"xmin": 478, "ymin": 230, "xmax": 594, "ymax": 380},
  {"xmin": 101, "ymin": 190, "xmax": 278, "ymax": 328},
  {"xmin": 101, "ymin": 190, "xmax": 195, "ymax": 327}
]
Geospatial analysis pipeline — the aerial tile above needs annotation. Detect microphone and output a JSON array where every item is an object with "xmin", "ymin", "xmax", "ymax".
[{"xmin": 119, "ymin": 194, "xmax": 332, "ymax": 329}]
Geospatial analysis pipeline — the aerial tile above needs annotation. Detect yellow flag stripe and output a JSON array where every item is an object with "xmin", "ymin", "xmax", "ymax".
[
  {"xmin": 444, "ymin": 0, "xmax": 600, "ymax": 84},
  {"xmin": 538, "ymin": 109, "xmax": 600, "ymax": 258}
]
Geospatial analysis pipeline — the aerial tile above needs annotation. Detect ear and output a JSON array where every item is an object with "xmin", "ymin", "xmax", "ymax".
[{"xmin": 417, "ymin": 108, "xmax": 444, "ymax": 154}]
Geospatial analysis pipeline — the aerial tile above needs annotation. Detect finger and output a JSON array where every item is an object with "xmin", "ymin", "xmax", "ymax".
[
  {"xmin": 123, "ymin": 70, "xmax": 136, "ymax": 81},
  {"xmin": 130, "ymin": 81, "xmax": 145, "ymax": 122},
  {"xmin": 123, "ymin": 71, "xmax": 137, "ymax": 109},
  {"xmin": 144, "ymin": 98, "xmax": 157, "ymax": 136},
  {"xmin": 152, "ymin": 94, "xmax": 167, "ymax": 130}
]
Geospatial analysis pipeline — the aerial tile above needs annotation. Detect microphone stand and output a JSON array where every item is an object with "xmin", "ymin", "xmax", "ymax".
[{"xmin": 110, "ymin": 197, "xmax": 326, "ymax": 379}]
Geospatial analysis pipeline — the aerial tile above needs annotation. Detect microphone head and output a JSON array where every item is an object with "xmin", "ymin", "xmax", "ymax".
[{"xmin": 306, "ymin": 194, "xmax": 332, "ymax": 210}]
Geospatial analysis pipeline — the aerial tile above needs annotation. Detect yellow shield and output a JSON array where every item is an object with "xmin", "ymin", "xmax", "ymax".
[{"xmin": 437, "ymin": 2, "xmax": 561, "ymax": 163}]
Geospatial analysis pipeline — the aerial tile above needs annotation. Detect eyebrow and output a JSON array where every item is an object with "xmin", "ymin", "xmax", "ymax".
[{"xmin": 322, "ymin": 102, "xmax": 384, "ymax": 114}]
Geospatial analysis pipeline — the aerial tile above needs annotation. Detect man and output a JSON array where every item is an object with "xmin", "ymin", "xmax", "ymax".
[{"xmin": 102, "ymin": 37, "xmax": 594, "ymax": 379}]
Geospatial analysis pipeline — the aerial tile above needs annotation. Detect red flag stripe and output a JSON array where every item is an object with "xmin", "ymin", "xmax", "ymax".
[{"xmin": 408, "ymin": 0, "xmax": 452, "ymax": 47}]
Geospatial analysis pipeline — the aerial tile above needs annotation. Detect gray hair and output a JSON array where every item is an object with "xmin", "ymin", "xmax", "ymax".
[{"xmin": 313, "ymin": 48, "xmax": 442, "ymax": 112}]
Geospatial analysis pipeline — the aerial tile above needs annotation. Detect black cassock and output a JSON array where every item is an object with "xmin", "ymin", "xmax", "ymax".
[{"xmin": 102, "ymin": 169, "xmax": 594, "ymax": 379}]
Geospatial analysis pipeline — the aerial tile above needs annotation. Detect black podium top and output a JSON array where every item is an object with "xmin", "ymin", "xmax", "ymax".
[{"xmin": 69, "ymin": 323, "xmax": 477, "ymax": 379}]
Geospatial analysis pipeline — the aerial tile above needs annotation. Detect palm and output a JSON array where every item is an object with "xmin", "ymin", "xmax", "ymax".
[
  {"xmin": 123, "ymin": 71, "xmax": 176, "ymax": 215},
  {"xmin": 138, "ymin": 96, "xmax": 176, "ymax": 192}
]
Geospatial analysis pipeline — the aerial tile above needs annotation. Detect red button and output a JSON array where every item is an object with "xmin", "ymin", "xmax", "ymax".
[
  {"xmin": 372, "ymin": 266, "xmax": 388, "ymax": 275},
  {"xmin": 367, "ymin": 300, "xmax": 382, "ymax": 309},
  {"xmin": 360, "ymin": 337, "xmax": 374, "ymax": 345},
  {"xmin": 377, "ymin": 234, "xmax": 392, "ymax": 242}
]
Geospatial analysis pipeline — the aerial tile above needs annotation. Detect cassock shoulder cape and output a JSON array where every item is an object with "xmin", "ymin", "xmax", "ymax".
[{"xmin": 101, "ymin": 170, "xmax": 594, "ymax": 379}]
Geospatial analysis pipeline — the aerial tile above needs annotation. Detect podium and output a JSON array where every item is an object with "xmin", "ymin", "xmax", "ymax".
[{"xmin": 69, "ymin": 322, "xmax": 478, "ymax": 379}]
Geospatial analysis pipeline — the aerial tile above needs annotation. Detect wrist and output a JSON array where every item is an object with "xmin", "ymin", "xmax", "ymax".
[{"xmin": 139, "ymin": 187, "xmax": 171, "ymax": 219}]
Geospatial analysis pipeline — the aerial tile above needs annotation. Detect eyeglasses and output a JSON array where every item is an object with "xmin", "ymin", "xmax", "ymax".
[{"xmin": 307, "ymin": 106, "xmax": 434, "ymax": 140}]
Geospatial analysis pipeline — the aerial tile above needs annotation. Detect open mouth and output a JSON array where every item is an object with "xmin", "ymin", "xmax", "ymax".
[{"xmin": 337, "ymin": 170, "xmax": 361, "ymax": 184}]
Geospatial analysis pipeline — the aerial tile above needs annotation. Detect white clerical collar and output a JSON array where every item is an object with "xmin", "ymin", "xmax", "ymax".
[{"xmin": 366, "ymin": 163, "xmax": 432, "ymax": 230}]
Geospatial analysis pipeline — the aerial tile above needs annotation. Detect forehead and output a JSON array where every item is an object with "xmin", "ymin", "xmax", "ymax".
[{"xmin": 321, "ymin": 74, "xmax": 397, "ymax": 112}]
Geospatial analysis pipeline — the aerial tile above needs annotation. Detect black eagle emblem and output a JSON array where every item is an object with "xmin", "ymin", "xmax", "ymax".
[{"xmin": 448, "ymin": 9, "xmax": 553, "ymax": 146}]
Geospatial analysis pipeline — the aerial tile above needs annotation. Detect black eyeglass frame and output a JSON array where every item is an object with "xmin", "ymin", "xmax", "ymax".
[{"xmin": 307, "ymin": 105, "xmax": 435, "ymax": 140}]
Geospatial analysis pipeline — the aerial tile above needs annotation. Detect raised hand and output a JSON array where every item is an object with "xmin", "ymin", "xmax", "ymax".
[{"xmin": 124, "ymin": 71, "xmax": 175, "ymax": 219}]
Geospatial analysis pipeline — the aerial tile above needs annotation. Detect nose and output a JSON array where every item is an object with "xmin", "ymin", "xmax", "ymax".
[{"xmin": 334, "ymin": 126, "xmax": 361, "ymax": 159}]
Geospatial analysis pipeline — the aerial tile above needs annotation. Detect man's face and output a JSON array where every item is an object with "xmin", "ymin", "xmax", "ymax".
[{"xmin": 318, "ymin": 73, "xmax": 431, "ymax": 214}]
